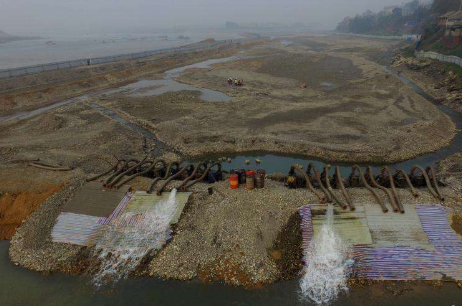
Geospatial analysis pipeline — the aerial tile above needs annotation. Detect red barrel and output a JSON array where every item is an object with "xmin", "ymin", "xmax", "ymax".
[
  {"xmin": 246, "ymin": 170, "xmax": 255, "ymax": 177},
  {"xmin": 230, "ymin": 174, "xmax": 239, "ymax": 189}
]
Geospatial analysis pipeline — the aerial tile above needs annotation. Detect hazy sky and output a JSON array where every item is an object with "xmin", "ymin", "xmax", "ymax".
[{"xmin": 0, "ymin": 0, "xmax": 425, "ymax": 35}]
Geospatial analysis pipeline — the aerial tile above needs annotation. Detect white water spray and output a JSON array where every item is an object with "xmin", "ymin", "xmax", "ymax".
[
  {"xmin": 91, "ymin": 189, "xmax": 179, "ymax": 288},
  {"xmin": 299, "ymin": 204, "xmax": 353, "ymax": 305}
]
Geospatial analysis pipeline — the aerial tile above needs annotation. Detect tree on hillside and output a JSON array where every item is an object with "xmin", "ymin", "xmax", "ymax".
[{"xmin": 431, "ymin": 0, "xmax": 460, "ymax": 14}]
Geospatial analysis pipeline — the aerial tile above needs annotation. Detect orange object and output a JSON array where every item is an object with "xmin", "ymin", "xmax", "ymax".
[
  {"xmin": 230, "ymin": 174, "xmax": 239, "ymax": 189},
  {"xmin": 245, "ymin": 170, "xmax": 255, "ymax": 177}
]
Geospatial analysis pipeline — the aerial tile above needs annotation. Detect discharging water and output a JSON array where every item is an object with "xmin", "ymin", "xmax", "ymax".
[
  {"xmin": 299, "ymin": 205, "xmax": 353, "ymax": 305},
  {"xmin": 92, "ymin": 189, "xmax": 179, "ymax": 288}
]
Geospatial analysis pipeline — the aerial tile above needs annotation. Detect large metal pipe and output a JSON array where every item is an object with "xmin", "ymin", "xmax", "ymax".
[
  {"xmin": 182, "ymin": 162, "xmax": 221, "ymax": 190},
  {"xmin": 353, "ymin": 165, "xmax": 388, "ymax": 213},
  {"xmin": 411, "ymin": 166, "xmax": 439, "ymax": 200},
  {"xmin": 86, "ymin": 160, "xmax": 124, "ymax": 182},
  {"xmin": 324, "ymin": 165, "xmax": 348, "ymax": 210},
  {"xmin": 104, "ymin": 159, "xmax": 135, "ymax": 186},
  {"xmin": 177, "ymin": 161, "xmax": 206, "ymax": 191},
  {"xmin": 114, "ymin": 159, "xmax": 166, "ymax": 189},
  {"xmin": 291, "ymin": 165, "xmax": 325, "ymax": 202},
  {"xmin": 383, "ymin": 167, "xmax": 404, "ymax": 213},
  {"xmin": 308, "ymin": 163, "xmax": 332, "ymax": 203},
  {"xmin": 394, "ymin": 169, "xmax": 418, "ymax": 198},
  {"xmin": 28, "ymin": 162, "xmax": 73, "ymax": 171},
  {"xmin": 107, "ymin": 157, "xmax": 148, "ymax": 188},
  {"xmin": 426, "ymin": 166, "xmax": 444, "ymax": 202},
  {"xmin": 156, "ymin": 165, "xmax": 190, "ymax": 196},
  {"xmin": 147, "ymin": 162, "xmax": 179, "ymax": 194},
  {"xmin": 335, "ymin": 166, "xmax": 355, "ymax": 211},
  {"xmin": 367, "ymin": 167, "xmax": 399, "ymax": 212}
]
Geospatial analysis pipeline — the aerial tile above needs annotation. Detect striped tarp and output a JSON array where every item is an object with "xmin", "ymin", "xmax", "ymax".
[
  {"xmin": 51, "ymin": 212, "xmax": 103, "ymax": 246},
  {"xmin": 97, "ymin": 193, "xmax": 133, "ymax": 225},
  {"xmin": 299, "ymin": 205, "xmax": 462, "ymax": 280}
]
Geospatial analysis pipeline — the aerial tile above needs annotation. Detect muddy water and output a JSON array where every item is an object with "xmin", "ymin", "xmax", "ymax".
[{"xmin": 1, "ymin": 241, "xmax": 461, "ymax": 305}]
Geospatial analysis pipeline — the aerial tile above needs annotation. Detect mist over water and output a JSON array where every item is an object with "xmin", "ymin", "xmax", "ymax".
[
  {"xmin": 299, "ymin": 205, "xmax": 353, "ymax": 305},
  {"xmin": 91, "ymin": 189, "xmax": 179, "ymax": 288}
]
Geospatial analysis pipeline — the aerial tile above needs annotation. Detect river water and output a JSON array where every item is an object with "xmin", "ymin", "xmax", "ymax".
[
  {"xmin": 1, "ymin": 241, "xmax": 461, "ymax": 305},
  {"xmin": 0, "ymin": 31, "xmax": 243, "ymax": 70}
]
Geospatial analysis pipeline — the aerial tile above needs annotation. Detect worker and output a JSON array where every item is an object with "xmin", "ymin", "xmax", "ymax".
[
  {"xmin": 234, "ymin": 78, "xmax": 238, "ymax": 86},
  {"xmin": 228, "ymin": 78, "xmax": 233, "ymax": 86}
]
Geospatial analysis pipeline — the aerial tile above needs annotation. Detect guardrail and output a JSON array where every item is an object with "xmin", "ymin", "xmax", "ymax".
[
  {"xmin": 415, "ymin": 50, "xmax": 462, "ymax": 68},
  {"xmin": 0, "ymin": 39, "xmax": 243, "ymax": 80},
  {"xmin": 336, "ymin": 33, "xmax": 421, "ymax": 41}
]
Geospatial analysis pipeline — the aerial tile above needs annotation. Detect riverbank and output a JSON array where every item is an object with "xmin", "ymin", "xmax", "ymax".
[{"xmin": 8, "ymin": 175, "xmax": 462, "ymax": 286}]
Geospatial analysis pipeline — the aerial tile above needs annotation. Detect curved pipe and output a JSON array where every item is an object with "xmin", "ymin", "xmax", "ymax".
[
  {"xmin": 395, "ymin": 169, "xmax": 418, "ymax": 198},
  {"xmin": 182, "ymin": 162, "xmax": 221, "ymax": 191},
  {"xmin": 177, "ymin": 161, "xmax": 206, "ymax": 191},
  {"xmin": 86, "ymin": 160, "xmax": 125, "ymax": 182},
  {"xmin": 353, "ymin": 165, "xmax": 388, "ymax": 213},
  {"xmin": 367, "ymin": 167, "xmax": 399, "ymax": 212},
  {"xmin": 156, "ymin": 165, "xmax": 190, "ymax": 196},
  {"xmin": 426, "ymin": 166, "xmax": 444, "ymax": 202},
  {"xmin": 308, "ymin": 163, "xmax": 332, "ymax": 203},
  {"xmin": 114, "ymin": 159, "xmax": 166, "ymax": 189},
  {"xmin": 107, "ymin": 157, "xmax": 148, "ymax": 188},
  {"xmin": 383, "ymin": 167, "xmax": 404, "ymax": 213},
  {"xmin": 147, "ymin": 162, "xmax": 180, "ymax": 194},
  {"xmin": 291, "ymin": 165, "xmax": 325, "ymax": 202},
  {"xmin": 335, "ymin": 166, "xmax": 355, "ymax": 211},
  {"xmin": 104, "ymin": 159, "xmax": 136, "ymax": 186},
  {"xmin": 28, "ymin": 162, "xmax": 73, "ymax": 171},
  {"xmin": 411, "ymin": 166, "xmax": 439, "ymax": 200},
  {"xmin": 324, "ymin": 166, "xmax": 348, "ymax": 210}
]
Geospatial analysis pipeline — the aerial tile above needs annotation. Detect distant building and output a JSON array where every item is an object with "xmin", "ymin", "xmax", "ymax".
[
  {"xmin": 441, "ymin": 11, "xmax": 462, "ymax": 45},
  {"xmin": 439, "ymin": 12, "xmax": 455, "ymax": 27}
]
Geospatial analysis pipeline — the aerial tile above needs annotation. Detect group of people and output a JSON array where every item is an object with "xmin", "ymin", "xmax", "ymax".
[{"xmin": 228, "ymin": 77, "xmax": 243, "ymax": 87}]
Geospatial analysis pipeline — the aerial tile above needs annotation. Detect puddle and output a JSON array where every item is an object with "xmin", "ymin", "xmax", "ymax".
[
  {"xmin": 105, "ymin": 79, "xmax": 232, "ymax": 102},
  {"xmin": 102, "ymin": 56, "xmax": 236, "ymax": 102}
]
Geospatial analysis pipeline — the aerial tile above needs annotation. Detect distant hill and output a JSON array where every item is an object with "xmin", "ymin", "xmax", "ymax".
[
  {"xmin": 0, "ymin": 30, "xmax": 13, "ymax": 38},
  {"xmin": 0, "ymin": 30, "xmax": 41, "ymax": 43}
]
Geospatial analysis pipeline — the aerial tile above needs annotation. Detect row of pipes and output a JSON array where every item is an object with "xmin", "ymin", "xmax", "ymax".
[
  {"xmin": 87, "ymin": 157, "xmax": 223, "ymax": 195},
  {"xmin": 287, "ymin": 164, "xmax": 444, "ymax": 214}
]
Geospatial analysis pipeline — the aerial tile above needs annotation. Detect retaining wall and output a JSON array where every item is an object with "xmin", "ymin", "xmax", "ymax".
[
  {"xmin": 0, "ymin": 39, "xmax": 242, "ymax": 80},
  {"xmin": 415, "ymin": 50, "xmax": 462, "ymax": 68}
]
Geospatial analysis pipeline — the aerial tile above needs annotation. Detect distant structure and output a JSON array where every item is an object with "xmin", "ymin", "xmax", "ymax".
[
  {"xmin": 225, "ymin": 22, "xmax": 239, "ymax": 30},
  {"xmin": 439, "ymin": 10, "xmax": 462, "ymax": 45}
]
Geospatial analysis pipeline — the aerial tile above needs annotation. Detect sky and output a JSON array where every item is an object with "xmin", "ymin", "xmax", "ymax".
[{"xmin": 0, "ymin": 0, "xmax": 429, "ymax": 35}]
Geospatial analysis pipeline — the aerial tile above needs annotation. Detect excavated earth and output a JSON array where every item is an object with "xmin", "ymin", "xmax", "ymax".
[
  {"xmin": 98, "ymin": 36, "xmax": 456, "ymax": 163},
  {"xmin": 1, "ymin": 35, "xmax": 462, "ymax": 287}
]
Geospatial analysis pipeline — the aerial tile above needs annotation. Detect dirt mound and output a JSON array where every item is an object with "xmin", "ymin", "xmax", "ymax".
[{"xmin": 0, "ymin": 185, "xmax": 63, "ymax": 239}]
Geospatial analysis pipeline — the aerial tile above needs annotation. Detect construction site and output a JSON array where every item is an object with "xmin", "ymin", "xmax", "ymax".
[{"xmin": 1, "ymin": 34, "xmax": 462, "ymax": 304}]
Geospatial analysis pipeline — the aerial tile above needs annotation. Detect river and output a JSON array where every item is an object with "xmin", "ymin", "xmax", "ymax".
[{"xmin": 1, "ymin": 241, "xmax": 460, "ymax": 305}]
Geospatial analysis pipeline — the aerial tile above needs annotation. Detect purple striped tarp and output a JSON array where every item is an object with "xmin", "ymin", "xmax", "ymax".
[{"xmin": 299, "ymin": 205, "xmax": 462, "ymax": 281}]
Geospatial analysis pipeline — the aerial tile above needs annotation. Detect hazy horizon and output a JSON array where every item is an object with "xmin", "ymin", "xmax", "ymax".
[{"xmin": 0, "ymin": 0, "xmax": 431, "ymax": 36}]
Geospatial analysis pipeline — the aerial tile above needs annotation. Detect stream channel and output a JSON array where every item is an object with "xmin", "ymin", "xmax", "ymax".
[{"xmin": 1, "ymin": 57, "xmax": 462, "ymax": 304}]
